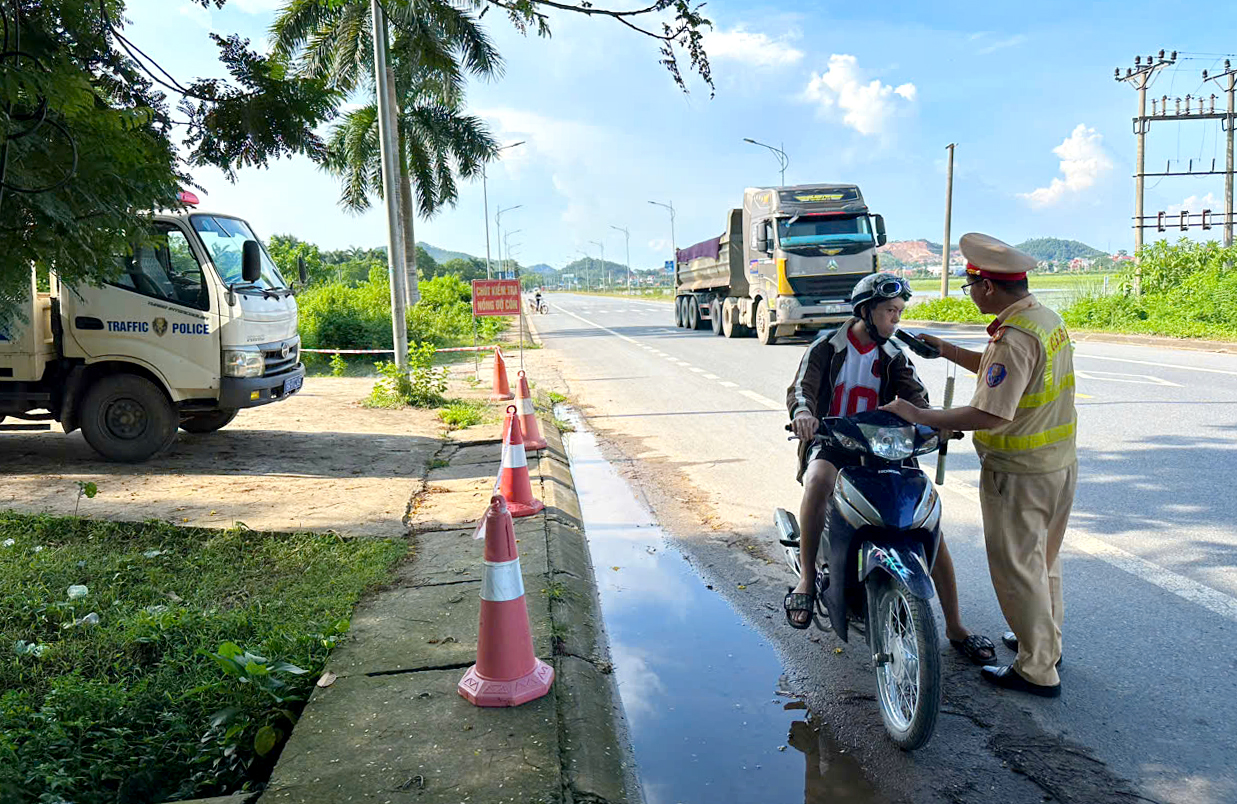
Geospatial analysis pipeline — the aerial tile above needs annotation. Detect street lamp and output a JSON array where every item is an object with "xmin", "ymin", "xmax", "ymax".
[
  {"xmin": 648, "ymin": 200, "xmax": 676, "ymax": 289},
  {"xmin": 610, "ymin": 224, "xmax": 631, "ymax": 292},
  {"xmin": 577, "ymin": 248, "xmax": 595, "ymax": 291},
  {"xmin": 503, "ymin": 229, "xmax": 522, "ymax": 278},
  {"xmin": 496, "ymin": 203, "xmax": 521, "ymax": 281},
  {"xmin": 589, "ymin": 239, "xmax": 606, "ymax": 288},
  {"xmin": 483, "ymin": 141, "xmax": 525, "ymax": 279},
  {"xmin": 743, "ymin": 137, "xmax": 789, "ymax": 186}
]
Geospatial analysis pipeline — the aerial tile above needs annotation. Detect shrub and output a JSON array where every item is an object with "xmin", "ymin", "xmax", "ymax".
[
  {"xmin": 365, "ymin": 343, "xmax": 448, "ymax": 409},
  {"xmin": 903, "ymin": 296, "xmax": 988, "ymax": 324}
]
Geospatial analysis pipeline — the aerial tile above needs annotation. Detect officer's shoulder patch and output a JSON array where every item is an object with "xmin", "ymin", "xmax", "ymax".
[
  {"xmin": 990, "ymin": 326, "xmax": 1007, "ymax": 343},
  {"xmin": 986, "ymin": 363, "xmax": 1007, "ymax": 387}
]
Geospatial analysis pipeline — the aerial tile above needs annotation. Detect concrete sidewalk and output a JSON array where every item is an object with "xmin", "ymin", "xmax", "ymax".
[{"xmin": 257, "ymin": 411, "xmax": 635, "ymax": 804}]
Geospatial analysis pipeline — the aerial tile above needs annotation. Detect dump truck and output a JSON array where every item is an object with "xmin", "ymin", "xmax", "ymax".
[
  {"xmin": 0, "ymin": 194, "xmax": 305, "ymax": 462},
  {"xmin": 673, "ymin": 184, "xmax": 886, "ymax": 344}
]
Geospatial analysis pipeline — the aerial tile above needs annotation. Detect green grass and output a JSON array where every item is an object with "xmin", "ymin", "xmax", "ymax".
[
  {"xmin": 0, "ymin": 513, "xmax": 406, "ymax": 804},
  {"xmin": 906, "ymin": 273, "xmax": 1117, "ymax": 294},
  {"xmin": 903, "ymin": 296, "xmax": 990, "ymax": 324},
  {"xmin": 547, "ymin": 391, "xmax": 568, "ymax": 405},
  {"xmin": 437, "ymin": 399, "xmax": 490, "ymax": 430}
]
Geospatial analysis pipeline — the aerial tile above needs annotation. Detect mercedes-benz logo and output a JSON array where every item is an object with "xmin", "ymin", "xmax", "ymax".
[{"xmin": 280, "ymin": 343, "xmax": 291, "ymax": 359}]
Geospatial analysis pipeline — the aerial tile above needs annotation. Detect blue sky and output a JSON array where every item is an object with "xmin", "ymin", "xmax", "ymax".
[{"xmin": 126, "ymin": 0, "xmax": 1237, "ymax": 269}]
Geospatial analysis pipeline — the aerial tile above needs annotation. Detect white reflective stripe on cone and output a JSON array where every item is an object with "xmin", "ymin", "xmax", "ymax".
[
  {"xmin": 503, "ymin": 443, "xmax": 528, "ymax": 468},
  {"xmin": 518, "ymin": 397, "xmax": 535, "ymax": 415},
  {"xmin": 481, "ymin": 558, "xmax": 525, "ymax": 602}
]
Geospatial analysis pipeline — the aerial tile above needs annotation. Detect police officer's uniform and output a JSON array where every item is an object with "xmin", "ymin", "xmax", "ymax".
[{"xmin": 961, "ymin": 233, "xmax": 1077, "ymax": 689}]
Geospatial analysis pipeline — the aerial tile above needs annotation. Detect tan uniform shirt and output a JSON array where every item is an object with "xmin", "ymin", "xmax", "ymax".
[{"xmin": 970, "ymin": 295, "xmax": 1077, "ymax": 474}]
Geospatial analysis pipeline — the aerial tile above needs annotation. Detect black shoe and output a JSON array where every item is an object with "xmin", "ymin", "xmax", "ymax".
[
  {"xmin": 1001, "ymin": 631, "xmax": 1063, "ymax": 668},
  {"xmin": 980, "ymin": 664, "xmax": 1061, "ymax": 698}
]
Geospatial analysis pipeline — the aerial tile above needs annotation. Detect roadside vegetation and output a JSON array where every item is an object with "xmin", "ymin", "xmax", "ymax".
[{"xmin": 0, "ymin": 513, "xmax": 405, "ymax": 804}]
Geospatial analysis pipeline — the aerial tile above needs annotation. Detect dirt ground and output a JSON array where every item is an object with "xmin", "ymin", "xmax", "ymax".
[{"xmin": 0, "ymin": 377, "xmax": 447, "ymax": 537}]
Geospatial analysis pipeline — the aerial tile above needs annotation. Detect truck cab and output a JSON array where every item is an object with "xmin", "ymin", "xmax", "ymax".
[
  {"xmin": 744, "ymin": 184, "xmax": 886, "ymax": 343},
  {"xmin": 0, "ymin": 202, "xmax": 304, "ymax": 462}
]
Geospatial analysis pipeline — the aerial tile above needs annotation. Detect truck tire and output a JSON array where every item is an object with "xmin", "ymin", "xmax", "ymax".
[
  {"xmin": 180, "ymin": 408, "xmax": 239, "ymax": 434},
  {"xmin": 674, "ymin": 297, "xmax": 684, "ymax": 327},
  {"xmin": 709, "ymin": 299, "xmax": 724, "ymax": 336},
  {"xmin": 756, "ymin": 302, "xmax": 779, "ymax": 345},
  {"xmin": 80, "ymin": 374, "xmax": 178, "ymax": 462},
  {"xmin": 686, "ymin": 297, "xmax": 699, "ymax": 330}
]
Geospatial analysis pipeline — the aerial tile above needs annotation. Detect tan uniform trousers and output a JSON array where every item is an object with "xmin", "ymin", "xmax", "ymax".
[{"xmin": 978, "ymin": 461, "xmax": 1077, "ymax": 687}]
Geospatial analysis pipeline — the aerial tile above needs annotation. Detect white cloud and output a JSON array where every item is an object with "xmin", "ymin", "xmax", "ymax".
[
  {"xmin": 232, "ymin": 0, "xmax": 284, "ymax": 12},
  {"xmin": 975, "ymin": 33, "xmax": 1028, "ymax": 55},
  {"xmin": 1019, "ymin": 124, "xmax": 1114, "ymax": 208},
  {"xmin": 648, "ymin": 238, "xmax": 671, "ymax": 252},
  {"xmin": 800, "ymin": 55, "xmax": 917, "ymax": 136},
  {"xmin": 177, "ymin": 1, "xmax": 211, "ymax": 30},
  {"xmin": 703, "ymin": 26, "xmax": 803, "ymax": 68},
  {"xmin": 1166, "ymin": 192, "xmax": 1221, "ymax": 215}
]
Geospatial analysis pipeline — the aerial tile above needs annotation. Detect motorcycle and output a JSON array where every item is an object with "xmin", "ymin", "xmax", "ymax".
[{"xmin": 776, "ymin": 409, "xmax": 957, "ymax": 750}]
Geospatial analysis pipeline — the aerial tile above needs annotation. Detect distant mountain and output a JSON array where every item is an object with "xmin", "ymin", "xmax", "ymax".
[
  {"xmin": 878, "ymin": 240, "xmax": 955, "ymax": 266},
  {"xmin": 420, "ymin": 242, "xmax": 478, "ymax": 264},
  {"xmin": 526, "ymin": 263, "xmax": 557, "ymax": 275},
  {"xmin": 1014, "ymin": 237, "xmax": 1105, "ymax": 262}
]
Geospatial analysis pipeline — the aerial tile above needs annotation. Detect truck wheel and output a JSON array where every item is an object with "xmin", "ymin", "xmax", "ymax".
[
  {"xmin": 674, "ymin": 297, "xmax": 684, "ymax": 327},
  {"xmin": 686, "ymin": 297, "xmax": 699, "ymax": 329},
  {"xmin": 709, "ymin": 299, "xmax": 724, "ymax": 336},
  {"xmin": 80, "ymin": 374, "xmax": 178, "ymax": 462},
  {"xmin": 180, "ymin": 408, "xmax": 239, "ymax": 434},
  {"xmin": 756, "ymin": 303, "xmax": 779, "ymax": 345}
]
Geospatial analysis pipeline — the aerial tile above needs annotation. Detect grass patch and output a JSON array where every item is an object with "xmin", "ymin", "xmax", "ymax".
[
  {"xmin": 903, "ymin": 296, "xmax": 990, "ymax": 324},
  {"xmin": 427, "ymin": 458, "xmax": 449, "ymax": 470},
  {"xmin": 552, "ymin": 416, "xmax": 575, "ymax": 433},
  {"xmin": 437, "ymin": 399, "xmax": 489, "ymax": 431},
  {"xmin": 547, "ymin": 391, "xmax": 568, "ymax": 405},
  {"xmin": 0, "ymin": 513, "xmax": 405, "ymax": 804}
]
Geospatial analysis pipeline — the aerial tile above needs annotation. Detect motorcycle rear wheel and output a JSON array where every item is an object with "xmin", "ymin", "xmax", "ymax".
[{"xmin": 871, "ymin": 579, "xmax": 940, "ymax": 750}]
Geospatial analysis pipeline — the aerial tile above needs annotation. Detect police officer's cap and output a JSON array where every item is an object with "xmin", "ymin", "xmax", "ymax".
[{"xmin": 959, "ymin": 233, "xmax": 1036, "ymax": 281}]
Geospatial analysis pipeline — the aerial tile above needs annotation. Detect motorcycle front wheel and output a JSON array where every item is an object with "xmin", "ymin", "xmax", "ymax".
[{"xmin": 871, "ymin": 579, "xmax": 941, "ymax": 750}]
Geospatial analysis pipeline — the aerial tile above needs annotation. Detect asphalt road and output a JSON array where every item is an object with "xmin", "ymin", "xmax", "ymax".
[{"xmin": 528, "ymin": 292, "xmax": 1237, "ymax": 804}]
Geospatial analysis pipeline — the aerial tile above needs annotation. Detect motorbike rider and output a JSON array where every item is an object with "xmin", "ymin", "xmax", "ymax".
[
  {"xmin": 783, "ymin": 272, "xmax": 996, "ymax": 664},
  {"xmin": 533, "ymin": 287, "xmax": 543, "ymax": 312}
]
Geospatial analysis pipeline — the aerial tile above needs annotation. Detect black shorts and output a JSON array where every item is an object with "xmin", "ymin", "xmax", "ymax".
[{"xmin": 804, "ymin": 442, "xmax": 861, "ymax": 474}]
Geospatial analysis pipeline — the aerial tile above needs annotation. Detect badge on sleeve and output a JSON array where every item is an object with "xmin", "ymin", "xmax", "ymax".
[
  {"xmin": 991, "ymin": 327, "xmax": 1006, "ymax": 343},
  {"xmin": 986, "ymin": 363, "xmax": 1007, "ymax": 387}
]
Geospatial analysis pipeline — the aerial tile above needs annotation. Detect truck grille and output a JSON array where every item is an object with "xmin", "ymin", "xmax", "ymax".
[
  {"xmin": 788, "ymin": 274, "xmax": 868, "ymax": 301},
  {"xmin": 262, "ymin": 342, "xmax": 300, "ymax": 378}
]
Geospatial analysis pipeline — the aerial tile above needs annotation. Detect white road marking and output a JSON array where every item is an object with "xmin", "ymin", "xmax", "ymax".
[
  {"xmin": 689, "ymin": 367, "xmax": 705, "ymax": 373},
  {"xmin": 719, "ymin": 381, "xmax": 739, "ymax": 388},
  {"xmin": 738, "ymin": 389, "xmax": 784, "ymax": 410},
  {"xmin": 1075, "ymin": 370, "xmax": 1182, "ymax": 388},
  {"xmin": 926, "ymin": 466, "xmax": 1237, "ymax": 624},
  {"xmin": 1077, "ymin": 352, "xmax": 1237, "ymax": 377},
  {"xmin": 703, "ymin": 373, "xmax": 720, "ymax": 380}
]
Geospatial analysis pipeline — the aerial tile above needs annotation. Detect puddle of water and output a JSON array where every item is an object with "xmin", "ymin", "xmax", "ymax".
[{"xmin": 558, "ymin": 406, "xmax": 883, "ymax": 804}]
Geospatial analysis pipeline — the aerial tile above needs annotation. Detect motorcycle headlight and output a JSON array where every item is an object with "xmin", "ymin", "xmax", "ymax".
[
  {"xmin": 857, "ymin": 424, "xmax": 915, "ymax": 461},
  {"xmin": 223, "ymin": 348, "xmax": 264, "ymax": 378}
]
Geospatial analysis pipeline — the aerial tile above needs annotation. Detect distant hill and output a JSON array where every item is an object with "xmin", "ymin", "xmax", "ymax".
[
  {"xmin": 878, "ymin": 240, "xmax": 958, "ymax": 266},
  {"xmin": 526, "ymin": 263, "xmax": 557, "ymax": 275},
  {"xmin": 420, "ymin": 242, "xmax": 477, "ymax": 264},
  {"xmin": 1015, "ymin": 237, "xmax": 1105, "ymax": 262}
]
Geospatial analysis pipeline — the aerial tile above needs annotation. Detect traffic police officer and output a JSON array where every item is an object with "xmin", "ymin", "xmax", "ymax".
[{"xmin": 881, "ymin": 232, "xmax": 1077, "ymax": 698}]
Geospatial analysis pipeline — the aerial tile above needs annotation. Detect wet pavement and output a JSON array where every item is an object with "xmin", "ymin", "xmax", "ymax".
[{"xmin": 559, "ymin": 406, "xmax": 884, "ymax": 804}]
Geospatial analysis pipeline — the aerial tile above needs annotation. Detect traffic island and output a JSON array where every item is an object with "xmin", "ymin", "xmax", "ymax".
[{"xmin": 258, "ymin": 413, "xmax": 635, "ymax": 804}]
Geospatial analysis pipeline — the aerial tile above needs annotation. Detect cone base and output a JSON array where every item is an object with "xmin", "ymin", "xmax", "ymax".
[
  {"xmin": 490, "ymin": 392, "xmax": 515, "ymax": 401},
  {"xmin": 523, "ymin": 436, "xmax": 548, "ymax": 450},
  {"xmin": 458, "ymin": 659, "xmax": 554, "ymax": 707},
  {"xmin": 507, "ymin": 498, "xmax": 544, "ymax": 518}
]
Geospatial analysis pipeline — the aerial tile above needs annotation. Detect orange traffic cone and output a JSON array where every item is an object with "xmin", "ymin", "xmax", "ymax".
[
  {"xmin": 515, "ymin": 370, "xmax": 548, "ymax": 451},
  {"xmin": 497, "ymin": 406, "xmax": 544, "ymax": 517},
  {"xmin": 490, "ymin": 348, "xmax": 514, "ymax": 401},
  {"xmin": 458, "ymin": 495, "xmax": 554, "ymax": 707}
]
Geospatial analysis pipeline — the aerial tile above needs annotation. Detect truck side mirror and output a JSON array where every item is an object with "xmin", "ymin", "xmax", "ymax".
[
  {"xmin": 242, "ymin": 240, "xmax": 262, "ymax": 283},
  {"xmin": 874, "ymin": 214, "xmax": 888, "ymax": 247},
  {"xmin": 297, "ymin": 255, "xmax": 308, "ymax": 285},
  {"xmin": 751, "ymin": 223, "xmax": 769, "ymax": 253}
]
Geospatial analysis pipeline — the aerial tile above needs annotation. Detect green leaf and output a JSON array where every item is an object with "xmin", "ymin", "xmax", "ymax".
[
  {"xmin": 254, "ymin": 724, "xmax": 282, "ymax": 756},
  {"xmin": 268, "ymin": 661, "xmax": 307, "ymax": 675},
  {"xmin": 82, "ymin": 482, "xmax": 98, "ymax": 498}
]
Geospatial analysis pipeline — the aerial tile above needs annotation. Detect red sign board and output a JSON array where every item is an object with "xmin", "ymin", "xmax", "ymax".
[{"xmin": 471, "ymin": 279, "xmax": 522, "ymax": 316}]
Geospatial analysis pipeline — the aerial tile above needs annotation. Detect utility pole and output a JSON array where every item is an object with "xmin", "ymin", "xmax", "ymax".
[
  {"xmin": 1204, "ymin": 62, "xmax": 1237, "ymax": 247},
  {"xmin": 611, "ymin": 225, "xmax": 631, "ymax": 292},
  {"xmin": 940, "ymin": 143, "xmax": 956, "ymax": 299},
  {"xmin": 1117, "ymin": 50, "xmax": 1175, "ymax": 292},
  {"xmin": 482, "ymin": 141, "xmax": 525, "ymax": 279},
  {"xmin": 744, "ymin": 138, "xmax": 789, "ymax": 186},
  {"xmin": 589, "ymin": 240, "xmax": 606, "ymax": 288},
  {"xmin": 370, "ymin": 0, "xmax": 408, "ymax": 369}
]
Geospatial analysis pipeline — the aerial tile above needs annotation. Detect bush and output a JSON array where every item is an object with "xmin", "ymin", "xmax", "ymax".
[
  {"xmin": 903, "ymin": 296, "xmax": 989, "ymax": 324},
  {"xmin": 365, "ymin": 343, "xmax": 448, "ymax": 409}
]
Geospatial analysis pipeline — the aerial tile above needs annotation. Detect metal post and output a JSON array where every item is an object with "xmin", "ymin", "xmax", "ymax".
[
  {"xmin": 590, "ymin": 240, "xmax": 604, "ymax": 289},
  {"xmin": 1135, "ymin": 72, "xmax": 1148, "ymax": 284},
  {"xmin": 482, "ymin": 165, "xmax": 492, "ymax": 279},
  {"xmin": 941, "ymin": 143, "xmax": 956, "ymax": 299},
  {"xmin": 611, "ymin": 225, "xmax": 631, "ymax": 292},
  {"xmin": 1226, "ymin": 72, "xmax": 1235, "ymax": 247},
  {"xmin": 648, "ymin": 200, "xmax": 676, "ymax": 284},
  {"xmin": 370, "ymin": 0, "xmax": 408, "ymax": 370},
  {"xmin": 743, "ymin": 138, "xmax": 789, "ymax": 186}
]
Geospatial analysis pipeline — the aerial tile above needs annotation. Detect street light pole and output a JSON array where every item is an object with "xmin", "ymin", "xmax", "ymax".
[
  {"xmin": 504, "ymin": 230, "xmax": 521, "ymax": 277},
  {"xmin": 610, "ymin": 225, "xmax": 631, "ymax": 292},
  {"xmin": 482, "ymin": 141, "xmax": 525, "ymax": 280},
  {"xmin": 589, "ymin": 239, "xmax": 605, "ymax": 288},
  {"xmin": 648, "ymin": 200, "xmax": 676, "ymax": 291},
  {"xmin": 743, "ymin": 137, "xmax": 789, "ymax": 186},
  {"xmin": 495, "ymin": 204, "xmax": 521, "ymax": 280}
]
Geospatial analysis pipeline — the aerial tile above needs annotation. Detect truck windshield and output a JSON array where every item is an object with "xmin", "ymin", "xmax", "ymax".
[
  {"xmin": 190, "ymin": 215, "xmax": 288, "ymax": 290},
  {"xmin": 778, "ymin": 215, "xmax": 873, "ymax": 248}
]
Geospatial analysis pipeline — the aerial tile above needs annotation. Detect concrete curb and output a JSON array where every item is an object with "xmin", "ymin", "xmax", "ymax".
[
  {"xmin": 253, "ymin": 408, "xmax": 635, "ymax": 804},
  {"xmin": 903, "ymin": 318, "xmax": 1237, "ymax": 353}
]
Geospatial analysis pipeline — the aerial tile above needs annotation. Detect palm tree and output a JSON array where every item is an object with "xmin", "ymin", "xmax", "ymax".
[{"xmin": 271, "ymin": 0, "xmax": 501, "ymax": 303}]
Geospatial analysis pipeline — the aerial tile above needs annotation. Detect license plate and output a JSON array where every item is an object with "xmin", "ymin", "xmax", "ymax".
[{"xmin": 282, "ymin": 374, "xmax": 304, "ymax": 395}]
